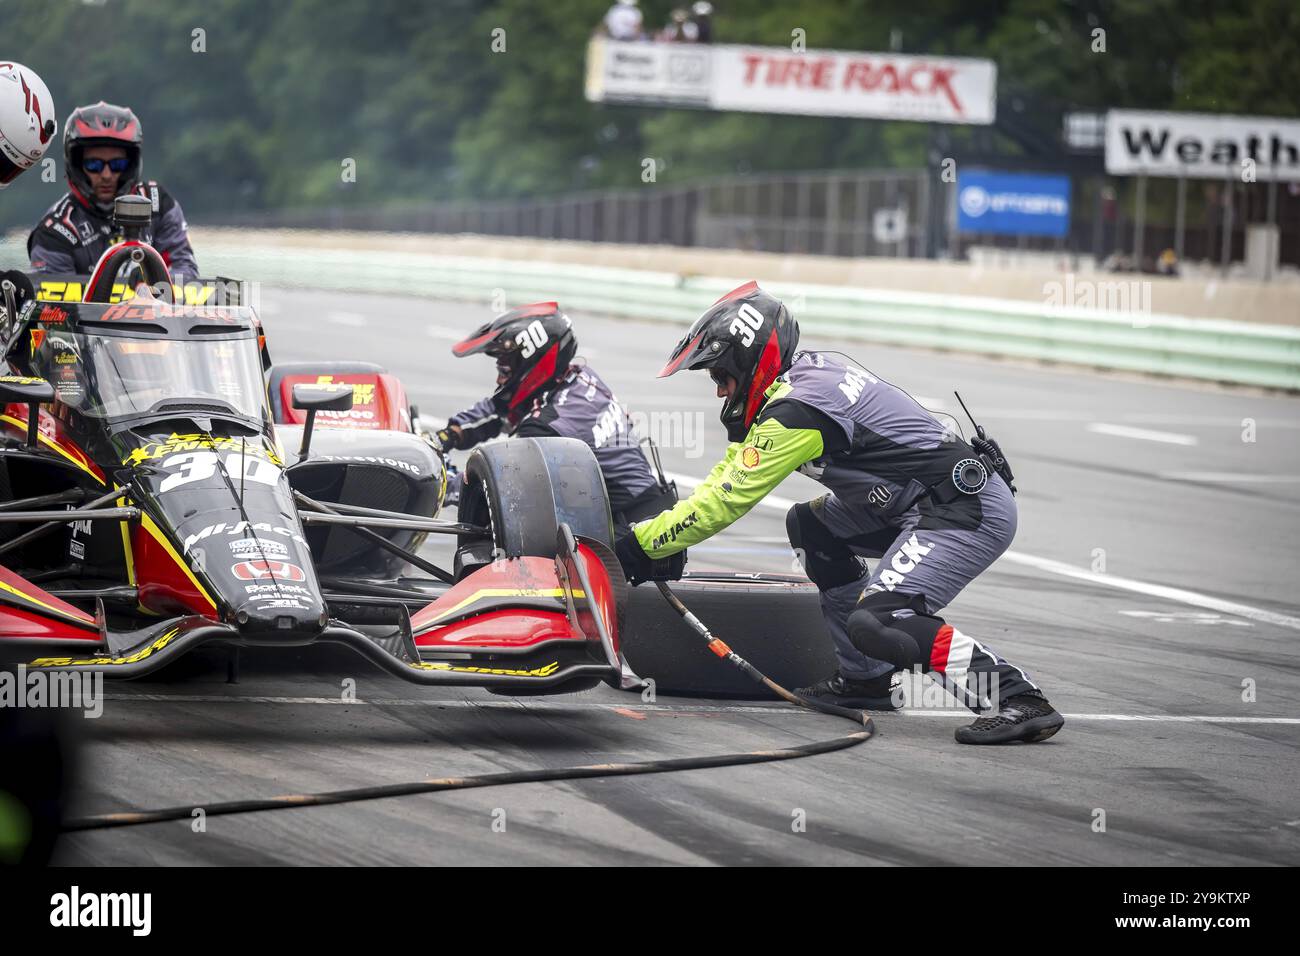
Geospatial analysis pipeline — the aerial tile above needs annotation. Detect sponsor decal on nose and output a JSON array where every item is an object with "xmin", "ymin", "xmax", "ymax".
[{"xmin": 231, "ymin": 560, "xmax": 306, "ymax": 582}]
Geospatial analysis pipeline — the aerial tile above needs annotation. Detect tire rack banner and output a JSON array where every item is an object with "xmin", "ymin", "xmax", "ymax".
[
  {"xmin": 1105, "ymin": 110, "xmax": 1300, "ymax": 181},
  {"xmin": 586, "ymin": 39, "xmax": 996, "ymax": 125}
]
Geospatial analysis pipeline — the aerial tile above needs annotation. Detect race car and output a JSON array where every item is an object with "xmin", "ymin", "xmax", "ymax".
[
  {"xmin": 1, "ymin": 199, "xmax": 838, "ymax": 701},
  {"xmin": 0, "ymin": 212, "xmax": 632, "ymax": 694}
]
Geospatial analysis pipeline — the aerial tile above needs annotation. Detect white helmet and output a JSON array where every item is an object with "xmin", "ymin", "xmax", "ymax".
[{"xmin": 0, "ymin": 62, "xmax": 57, "ymax": 188}]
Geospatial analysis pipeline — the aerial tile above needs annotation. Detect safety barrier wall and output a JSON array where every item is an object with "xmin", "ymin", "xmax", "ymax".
[{"xmin": 3, "ymin": 231, "xmax": 1297, "ymax": 390}]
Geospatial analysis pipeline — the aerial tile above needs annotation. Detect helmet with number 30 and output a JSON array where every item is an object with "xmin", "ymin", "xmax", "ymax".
[
  {"xmin": 451, "ymin": 302, "xmax": 578, "ymax": 417},
  {"xmin": 658, "ymin": 281, "xmax": 800, "ymax": 441}
]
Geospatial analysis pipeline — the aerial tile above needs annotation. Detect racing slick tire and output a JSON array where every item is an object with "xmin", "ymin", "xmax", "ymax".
[
  {"xmin": 621, "ymin": 572, "xmax": 837, "ymax": 699},
  {"xmin": 454, "ymin": 437, "xmax": 614, "ymax": 572}
]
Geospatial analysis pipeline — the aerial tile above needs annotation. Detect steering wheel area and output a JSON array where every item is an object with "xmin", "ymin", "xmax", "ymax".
[{"xmin": 84, "ymin": 241, "xmax": 175, "ymax": 305}]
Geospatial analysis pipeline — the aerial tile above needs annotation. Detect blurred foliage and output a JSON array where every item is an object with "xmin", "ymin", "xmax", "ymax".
[{"xmin": 2, "ymin": 0, "xmax": 1295, "ymax": 224}]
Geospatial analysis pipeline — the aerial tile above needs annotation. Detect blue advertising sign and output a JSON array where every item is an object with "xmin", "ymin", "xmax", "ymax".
[{"xmin": 957, "ymin": 170, "xmax": 1071, "ymax": 237}]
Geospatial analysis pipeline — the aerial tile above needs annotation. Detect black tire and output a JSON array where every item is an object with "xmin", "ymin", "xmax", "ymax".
[
  {"xmin": 267, "ymin": 360, "xmax": 388, "ymax": 423},
  {"xmin": 456, "ymin": 437, "xmax": 613, "ymax": 564},
  {"xmin": 621, "ymin": 572, "xmax": 837, "ymax": 699}
]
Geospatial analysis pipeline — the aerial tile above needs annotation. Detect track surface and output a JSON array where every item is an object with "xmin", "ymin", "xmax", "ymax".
[{"xmin": 53, "ymin": 287, "xmax": 1300, "ymax": 865}]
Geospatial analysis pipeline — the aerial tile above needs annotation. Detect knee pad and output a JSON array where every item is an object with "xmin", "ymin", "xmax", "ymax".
[
  {"xmin": 847, "ymin": 589, "xmax": 940, "ymax": 669},
  {"xmin": 786, "ymin": 500, "xmax": 864, "ymax": 591}
]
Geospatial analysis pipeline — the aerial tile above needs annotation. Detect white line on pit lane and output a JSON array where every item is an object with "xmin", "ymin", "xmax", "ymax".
[
  {"xmin": 931, "ymin": 411, "xmax": 1300, "ymax": 429},
  {"xmin": 999, "ymin": 552, "xmax": 1300, "ymax": 631},
  {"xmin": 99, "ymin": 694, "xmax": 1300, "ymax": 724},
  {"xmin": 1086, "ymin": 423, "xmax": 1198, "ymax": 445},
  {"xmin": 1158, "ymin": 472, "xmax": 1300, "ymax": 483},
  {"xmin": 662, "ymin": 470, "xmax": 1300, "ymax": 631},
  {"xmin": 328, "ymin": 311, "xmax": 368, "ymax": 327}
]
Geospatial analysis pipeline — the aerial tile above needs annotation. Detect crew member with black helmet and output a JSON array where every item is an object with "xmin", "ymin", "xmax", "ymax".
[
  {"xmin": 441, "ymin": 302, "xmax": 675, "ymax": 525},
  {"xmin": 28, "ymin": 101, "xmax": 197, "ymax": 279},
  {"xmin": 615, "ymin": 281, "xmax": 1064, "ymax": 745}
]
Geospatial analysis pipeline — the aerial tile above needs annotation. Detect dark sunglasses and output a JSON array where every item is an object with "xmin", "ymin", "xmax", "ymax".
[
  {"xmin": 82, "ymin": 157, "xmax": 131, "ymax": 174},
  {"xmin": 708, "ymin": 367, "xmax": 732, "ymax": 387}
]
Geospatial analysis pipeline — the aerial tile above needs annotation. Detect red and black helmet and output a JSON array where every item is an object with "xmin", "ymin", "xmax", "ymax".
[
  {"xmin": 659, "ymin": 281, "xmax": 800, "ymax": 441},
  {"xmin": 63, "ymin": 101, "xmax": 143, "ymax": 212},
  {"xmin": 452, "ymin": 302, "xmax": 578, "ymax": 417}
]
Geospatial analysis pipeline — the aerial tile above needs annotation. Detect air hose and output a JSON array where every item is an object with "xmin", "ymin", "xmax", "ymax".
[{"xmin": 62, "ymin": 582, "xmax": 874, "ymax": 832}]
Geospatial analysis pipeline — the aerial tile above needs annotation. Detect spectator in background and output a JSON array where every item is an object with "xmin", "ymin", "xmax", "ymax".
[
  {"xmin": 1156, "ymin": 248, "xmax": 1180, "ymax": 277},
  {"xmin": 691, "ymin": 2, "xmax": 714, "ymax": 43},
  {"xmin": 601, "ymin": 0, "xmax": 645, "ymax": 41},
  {"xmin": 659, "ymin": 8, "xmax": 699, "ymax": 42}
]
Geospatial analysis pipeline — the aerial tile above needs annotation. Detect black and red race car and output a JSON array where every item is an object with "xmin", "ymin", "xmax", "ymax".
[{"xmin": 0, "ymin": 223, "xmax": 636, "ymax": 694}]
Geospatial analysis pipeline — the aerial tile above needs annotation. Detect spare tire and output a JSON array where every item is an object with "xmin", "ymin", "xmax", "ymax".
[
  {"xmin": 621, "ymin": 572, "xmax": 836, "ymax": 699},
  {"xmin": 456, "ymin": 437, "xmax": 614, "ymax": 565}
]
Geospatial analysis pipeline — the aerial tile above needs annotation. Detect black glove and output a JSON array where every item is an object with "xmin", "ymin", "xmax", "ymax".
[
  {"xmin": 615, "ymin": 531, "xmax": 685, "ymax": 586},
  {"xmin": 971, "ymin": 434, "xmax": 1016, "ymax": 495},
  {"xmin": 435, "ymin": 427, "xmax": 461, "ymax": 450}
]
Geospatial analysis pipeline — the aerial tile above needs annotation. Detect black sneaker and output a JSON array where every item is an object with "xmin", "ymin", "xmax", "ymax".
[
  {"xmin": 794, "ymin": 671, "xmax": 900, "ymax": 711},
  {"xmin": 954, "ymin": 692, "xmax": 1064, "ymax": 745}
]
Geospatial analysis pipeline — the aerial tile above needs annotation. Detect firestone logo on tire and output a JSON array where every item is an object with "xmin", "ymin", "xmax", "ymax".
[{"xmin": 232, "ymin": 560, "xmax": 306, "ymax": 582}]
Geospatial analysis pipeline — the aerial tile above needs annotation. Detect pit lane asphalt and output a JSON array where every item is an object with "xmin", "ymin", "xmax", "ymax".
[{"xmin": 53, "ymin": 288, "xmax": 1300, "ymax": 866}]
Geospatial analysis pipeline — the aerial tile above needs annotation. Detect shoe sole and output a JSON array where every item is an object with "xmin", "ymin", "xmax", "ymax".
[{"xmin": 954, "ymin": 711, "xmax": 1065, "ymax": 745}]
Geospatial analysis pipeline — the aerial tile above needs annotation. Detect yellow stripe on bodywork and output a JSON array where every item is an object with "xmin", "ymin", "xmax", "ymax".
[
  {"xmin": 140, "ymin": 512, "xmax": 216, "ymax": 612},
  {"xmin": 422, "ymin": 587, "xmax": 586, "ymax": 627},
  {"xmin": 117, "ymin": 491, "xmax": 135, "ymax": 586},
  {"xmin": 0, "ymin": 578, "xmax": 95, "ymax": 627},
  {"xmin": 410, "ymin": 660, "xmax": 562, "ymax": 677},
  {"xmin": 0, "ymin": 413, "xmax": 105, "ymax": 486},
  {"xmin": 29, "ymin": 626, "xmax": 182, "ymax": 667}
]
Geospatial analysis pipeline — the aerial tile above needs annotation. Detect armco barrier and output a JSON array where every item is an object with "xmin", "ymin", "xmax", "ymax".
[{"xmin": 3, "ymin": 233, "xmax": 1297, "ymax": 389}]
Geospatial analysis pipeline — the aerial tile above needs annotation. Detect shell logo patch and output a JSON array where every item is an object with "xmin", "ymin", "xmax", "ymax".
[{"xmin": 741, "ymin": 446, "xmax": 761, "ymax": 469}]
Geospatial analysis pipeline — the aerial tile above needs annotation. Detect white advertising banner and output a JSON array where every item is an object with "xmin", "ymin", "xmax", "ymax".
[
  {"xmin": 585, "ymin": 40, "xmax": 711, "ymax": 107},
  {"xmin": 710, "ymin": 45, "xmax": 996, "ymax": 124},
  {"xmin": 586, "ymin": 40, "xmax": 996, "ymax": 125},
  {"xmin": 1106, "ymin": 110, "xmax": 1300, "ymax": 181}
]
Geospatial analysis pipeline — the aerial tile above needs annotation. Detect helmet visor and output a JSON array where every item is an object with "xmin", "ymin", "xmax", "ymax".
[{"xmin": 494, "ymin": 353, "xmax": 519, "ymax": 386}]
